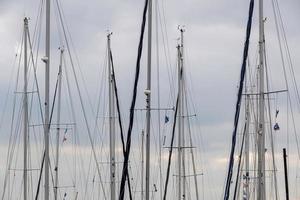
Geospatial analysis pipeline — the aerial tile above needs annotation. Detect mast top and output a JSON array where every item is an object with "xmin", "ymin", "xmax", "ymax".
[
  {"xmin": 177, "ymin": 25, "xmax": 185, "ymax": 32},
  {"xmin": 58, "ymin": 46, "xmax": 64, "ymax": 52},
  {"xmin": 107, "ymin": 31, "xmax": 113, "ymax": 38},
  {"xmin": 24, "ymin": 17, "xmax": 29, "ymax": 24}
]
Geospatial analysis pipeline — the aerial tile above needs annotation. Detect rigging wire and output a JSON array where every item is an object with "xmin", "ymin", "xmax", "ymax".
[
  {"xmin": 118, "ymin": 0, "xmax": 149, "ymax": 198},
  {"xmin": 27, "ymin": 20, "xmax": 52, "ymax": 199},
  {"xmin": 183, "ymin": 46, "xmax": 215, "ymax": 199},
  {"xmin": 271, "ymin": 0, "xmax": 300, "ymax": 159},
  {"xmin": 162, "ymin": 95, "xmax": 179, "ymax": 200},
  {"xmin": 264, "ymin": 39, "xmax": 279, "ymax": 200},
  {"xmin": 223, "ymin": 0, "xmax": 254, "ymax": 199},
  {"xmin": 2, "ymin": 12, "xmax": 44, "ymax": 198},
  {"xmin": 35, "ymin": 48, "xmax": 64, "ymax": 199},
  {"xmin": 55, "ymin": 0, "xmax": 108, "ymax": 198},
  {"xmin": 1, "ymin": 28, "xmax": 24, "ymax": 200},
  {"xmin": 62, "ymin": 55, "xmax": 87, "ymax": 198},
  {"xmin": 55, "ymin": 1, "xmax": 93, "ymax": 195},
  {"xmin": 183, "ymin": 78, "xmax": 200, "ymax": 200},
  {"xmin": 272, "ymin": 0, "xmax": 300, "ymax": 112},
  {"xmin": 110, "ymin": 48, "xmax": 133, "ymax": 199},
  {"xmin": 154, "ymin": 0, "xmax": 163, "ymax": 198},
  {"xmin": 158, "ymin": 0, "xmax": 176, "ymax": 101},
  {"xmin": 84, "ymin": 47, "xmax": 107, "ymax": 199},
  {"xmin": 2, "ymin": 1, "xmax": 45, "ymax": 199},
  {"xmin": 232, "ymin": 120, "xmax": 247, "ymax": 200}
]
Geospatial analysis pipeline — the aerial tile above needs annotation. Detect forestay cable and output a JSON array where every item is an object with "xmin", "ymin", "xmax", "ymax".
[
  {"xmin": 162, "ymin": 95, "xmax": 179, "ymax": 200},
  {"xmin": 110, "ymin": 49, "xmax": 133, "ymax": 199},
  {"xmin": 55, "ymin": 0, "xmax": 107, "ymax": 198},
  {"xmin": 223, "ymin": 0, "xmax": 254, "ymax": 199},
  {"xmin": 119, "ymin": 0, "xmax": 149, "ymax": 198}
]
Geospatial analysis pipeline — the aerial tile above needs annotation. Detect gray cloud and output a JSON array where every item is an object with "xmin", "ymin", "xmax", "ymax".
[{"xmin": 0, "ymin": 0, "xmax": 300, "ymax": 199}]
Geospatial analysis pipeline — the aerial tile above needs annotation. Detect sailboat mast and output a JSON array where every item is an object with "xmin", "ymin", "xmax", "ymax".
[
  {"xmin": 176, "ymin": 43, "xmax": 182, "ymax": 200},
  {"xmin": 283, "ymin": 148, "xmax": 289, "ymax": 200},
  {"xmin": 23, "ymin": 17, "xmax": 29, "ymax": 200},
  {"xmin": 44, "ymin": 0, "xmax": 51, "ymax": 198},
  {"xmin": 141, "ymin": 129, "xmax": 145, "ymax": 200},
  {"xmin": 177, "ymin": 27, "xmax": 185, "ymax": 200},
  {"xmin": 54, "ymin": 48, "xmax": 63, "ymax": 200},
  {"xmin": 180, "ymin": 28, "xmax": 186, "ymax": 200},
  {"xmin": 107, "ymin": 32, "xmax": 116, "ymax": 200},
  {"xmin": 154, "ymin": 0, "xmax": 163, "ymax": 198},
  {"xmin": 145, "ymin": 0, "xmax": 152, "ymax": 199},
  {"xmin": 257, "ymin": 0, "xmax": 266, "ymax": 199},
  {"xmin": 244, "ymin": 95, "xmax": 250, "ymax": 200}
]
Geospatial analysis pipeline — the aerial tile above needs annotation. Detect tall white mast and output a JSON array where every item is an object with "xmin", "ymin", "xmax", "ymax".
[
  {"xmin": 180, "ymin": 28, "xmax": 186, "ymax": 200},
  {"xmin": 44, "ymin": 0, "xmax": 51, "ymax": 198},
  {"xmin": 177, "ymin": 27, "xmax": 185, "ymax": 200},
  {"xmin": 257, "ymin": 0, "xmax": 265, "ymax": 199},
  {"xmin": 54, "ymin": 48, "xmax": 64, "ymax": 200},
  {"xmin": 244, "ymin": 95, "xmax": 250, "ymax": 200},
  {"xmin": 141, "ymin": 129, "xmax": 145, "ymax": 200},
  {"xmin": 154, "ymin": 0, "xmax": 163, "ymax": 198},
  {"xmin": 176, "ymin": 43, "xmax": 182, "ymax": 200},
  {"xmin": 107, "ymin": 32, "xmax": 116, "ymax": 200},
  {"xmin": 145, "ymin": 0, "xmax": 152, "ymax": 199},
  {"xmin": 23, "ymin": 17, "xmax": 29, "ymax": 200}
]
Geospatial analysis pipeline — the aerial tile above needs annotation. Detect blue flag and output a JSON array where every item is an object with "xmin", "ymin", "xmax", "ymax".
[
  {"xmin": 274, "ymin": 123, "xmax": 280, "ymax": 131},
  {"xmin": 164, "ymin": 116, "xmax": 169, "ymax": 123}
]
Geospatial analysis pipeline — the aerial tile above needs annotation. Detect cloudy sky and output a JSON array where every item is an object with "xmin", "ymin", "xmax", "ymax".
[{"xmin": 0, "ymin": 0, "xmax": 300, "ymax": 199}]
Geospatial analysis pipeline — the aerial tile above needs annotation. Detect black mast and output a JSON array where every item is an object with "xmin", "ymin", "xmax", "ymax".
[{"xmin": 283, "ymin": 148, "xmax": 289, "ymax": 200}]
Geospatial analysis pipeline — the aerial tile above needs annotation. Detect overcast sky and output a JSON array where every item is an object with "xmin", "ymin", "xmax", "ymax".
[{"xmin": 0, "ymin": 0, "xmax": 300, "ymax": 199}]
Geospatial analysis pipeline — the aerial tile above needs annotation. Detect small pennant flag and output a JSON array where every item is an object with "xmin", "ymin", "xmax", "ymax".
[
  {"xmin": 153, "ymin": 184, "xmax": 157, "ymax": 192},
  {"xmin": 274, "ymin": 123, "xmax": 280, "ymax": 131},
  {"xmin": 164, "ymin": 116, "xmax": 169, "ymax": 123},
  {"xmin": 63, "ymin": 192, "xmax": 67, "ymax": 200},
  {"xmin": 275, "ymin": 109, "xmax": 279, "ymax": 118},
  {"xmin": 62, "ymin": 128, "xmax": 68, "ymax": 142}
]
